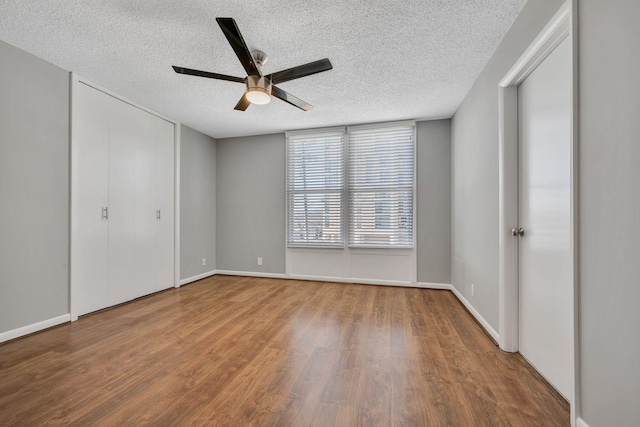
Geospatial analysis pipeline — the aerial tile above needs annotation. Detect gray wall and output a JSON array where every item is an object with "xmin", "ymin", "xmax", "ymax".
[
  {"xmin": 578, "ymin": 0, "xmax": 640, "ymax": 425},
  {"xmin": 416, "ymin": 120, "xmax": 451, "ymax": 284},
  {"xmin": 216, "ymin": 133, "xmax": 286, "ymax": 274},
  {"xmin": 0, "ymin": 40, "xmax": 70, "ymax": 333},
  {"xmin": 215, "ymin": 123, "xmax": 452, "ymax": 280},
  {"xmin": 180, "ymin": 124, "xmax": 216, "ymax": 280},
  {"xmin": 450, "ymin": 0, "xmax": 564, "ymax": 329}
]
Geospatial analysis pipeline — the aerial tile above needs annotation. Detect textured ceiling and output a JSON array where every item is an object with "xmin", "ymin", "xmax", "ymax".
[{"xmin": 0, "ymin": 0, "xmax": 527, "ymax": 139}]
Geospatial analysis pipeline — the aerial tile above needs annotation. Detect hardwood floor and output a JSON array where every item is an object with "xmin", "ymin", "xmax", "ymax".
[{"xmin": 0, "ymin": 276, "xmax": 569, "ymax": 426}]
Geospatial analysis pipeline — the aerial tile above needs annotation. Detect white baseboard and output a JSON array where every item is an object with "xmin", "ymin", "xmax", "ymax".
[
  {"xmin": 215, "ymin": 270, "xmax": 288, "ymax": 279},
  {"xmin": 415, "ymin": 281, "xmax": 453, "ymax": 290},
  {"xmin": 216, "ymin": 271, "xmax": 450, "ymax": 290},
  {"xmin": 0, "ymin": 314, "xmax": 71, "ymax": 344},
  {"xmin": 289, "ymin": 273, "xmax": 415, "ymax": 287},
  {"xmin": 178, "ymin": 269, "xmax": 217, "ymax": 286},
  {"xmin": 449, "ymin": 286, "xmax": 500, "ymax": 343},
  {"xmin": 576, "ymin": 417, "xmax": 590, "ymax": 427}
]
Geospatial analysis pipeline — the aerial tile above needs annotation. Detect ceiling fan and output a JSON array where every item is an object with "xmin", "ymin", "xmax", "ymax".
[{"xmin": 172, "ymin": 17, "xmax": 333, "ymax": 112}]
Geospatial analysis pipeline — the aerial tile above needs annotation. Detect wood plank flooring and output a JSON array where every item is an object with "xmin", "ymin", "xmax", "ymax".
[{"xmin": 0, "ymin": 276, "xmax": 569, "ymax": 426}]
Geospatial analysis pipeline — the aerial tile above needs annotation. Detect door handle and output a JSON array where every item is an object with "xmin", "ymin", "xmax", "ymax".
[
  {"xmin": 511, "ymin": 227, "xmax": 525, "ymax": 237},
  {"xmin": 156, "ymin": 209, "xmax": 161, "ymax": 220},
  {"xmin": 102, "ymin": 207, "xmax": 109, "ymax": 220}
]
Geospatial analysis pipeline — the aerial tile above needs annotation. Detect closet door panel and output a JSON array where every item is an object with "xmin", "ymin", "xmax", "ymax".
[
  {"xmin": 133, "ymin": 108, "xmax": 158, "ymax": 298},
  {"xmin": 74, "ymin": 83, "xmax": 110, "ymax": 316},
  {"xmin": 107, "ymin": 99, "xmax": 139, "ymax": 306},
  {"xmin": 155, "ymin": 118, "xmax": 175, "ymax": 290}
]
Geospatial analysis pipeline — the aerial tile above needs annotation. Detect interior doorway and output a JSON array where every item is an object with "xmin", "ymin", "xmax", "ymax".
[{"xmin": 497, "ymin": 0, "xmax": 576, "ymax": 409}]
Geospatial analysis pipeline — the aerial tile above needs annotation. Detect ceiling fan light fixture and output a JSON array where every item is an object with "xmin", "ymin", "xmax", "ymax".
[
  {"xmin": 246, "ymin": 87, "xmax": 271, "ymax": 105},
  {"xmin": 245, "ymin": 75, "xmax": 272, "ymax": 105}
]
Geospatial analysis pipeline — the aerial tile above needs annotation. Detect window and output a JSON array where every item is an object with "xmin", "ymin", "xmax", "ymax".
[
  {"xmin": 286, "ymin": 130, "xmax": 344, "ymax": 246},
  {"xmin": 348, "ymin": 124, "xmax": 414, "ymax": 247},
  {"xmin": 286, "ymin": 122, "xmax": 414, "ymax": 248}
]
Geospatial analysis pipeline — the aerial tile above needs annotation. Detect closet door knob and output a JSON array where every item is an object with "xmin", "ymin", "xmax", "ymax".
[
  {"xmin": 511, "ymin": 227, "xmax": 524, "ymax": 237},
  {"xmin": 102, "ymin": 207, "xmax": 109, "ymax": 220},
  {"xmin": 156, "ymin": 209, "xmax": 161, "ymax": 220}
]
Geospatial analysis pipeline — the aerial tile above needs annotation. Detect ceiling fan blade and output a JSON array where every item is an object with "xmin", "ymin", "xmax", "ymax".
[
  {"xmin": 216, "ymin": 17, "xmax": 261, "ymax": 77},
  {"xmin": 234, "ymin": 94, "xmax": 251, "ymax": 111},
  {"xmin": 266, "ymin": 58, "xmax": 332, "ymax": 85},
  {"xmin": 172, "ymin": 66, "xmax": 245, "ymax": 84},
  {"xmin": 271, "ymin": 86, "xmax": 313, "ymax": 111}
]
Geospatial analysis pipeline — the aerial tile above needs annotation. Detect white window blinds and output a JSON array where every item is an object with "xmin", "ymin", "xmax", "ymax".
[
  {"xmin": 347, "ymin": 124, "xmax": 414, "ymax": 247},
  {"xmin": 287, "ymin": 130, "xmax": 344, "ymax": 246}
]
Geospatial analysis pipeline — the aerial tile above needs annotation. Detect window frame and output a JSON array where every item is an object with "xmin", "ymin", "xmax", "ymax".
[
  {"xmin": 285, "ymin": 121, "xmax": 416, "ymax": 249},
  {"xmin": 346, "ymin": 121, "xmax": 416, "ymax": 249},
  {"xmin": 285, "ymin": 127, "xmax": 346, "ymax": 248}
]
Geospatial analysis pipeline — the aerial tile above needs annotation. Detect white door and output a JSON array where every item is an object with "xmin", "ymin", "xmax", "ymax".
[
  {"xmin": 108, "ymin": 98, "xmax": 139, "ymax": 306},
  {"xmin": 73, "ymin": 83, "xmax": 110, "ymax": 316},
  {"xmin": 154, "ymin": 118, "xmax": 175, "ymax": 291},
  {"xmin": 132, "ymin": 104, "xmax": 159, "ymax": 299},
  {"xmin": 517, "ymin": 36, "xmax": 572, "ymax": 399},
  {"xmin": 73, "ymin": 81, "xmax": 176, "ymax": 316}
]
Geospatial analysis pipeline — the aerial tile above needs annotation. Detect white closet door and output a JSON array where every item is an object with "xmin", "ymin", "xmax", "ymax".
[
  {"xmin": 132, "ymin": 107, "xmax": 159, "ymax": 298},
  {"xmin": 154, "ymin": 118, "xmax": 175, "ymax": 291},
  {"xmin": 74, "ymin": 83, "xmax": 110, "ymax": 316},
  {"xmin": 108, "ymin": 100, "xmax": 141, "ymax": 306},
  {"xmin": 73, "ymin": 80, "xmax": 175, "ymax": 316}
]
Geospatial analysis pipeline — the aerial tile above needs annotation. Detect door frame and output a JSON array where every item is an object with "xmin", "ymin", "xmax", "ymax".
[
  {"xmin": 497, "ymin": 0, "xmax": 579, "ymax": 423},
  {"xmin": 69, "ymin": 74, "xmax": 182, "ymax": 321}
]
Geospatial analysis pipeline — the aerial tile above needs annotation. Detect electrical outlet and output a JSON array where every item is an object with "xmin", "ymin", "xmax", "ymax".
[
  {"xmin": 202, "ymin": 258, "xmax": 206, "ymax": 266},
  {"xmin": 471, "ymin": 283, "xmax": 475, "ymax": 297},
  {"xmin": 257, "ymin": 257, "xmax": 263, "ymax": 266}
]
